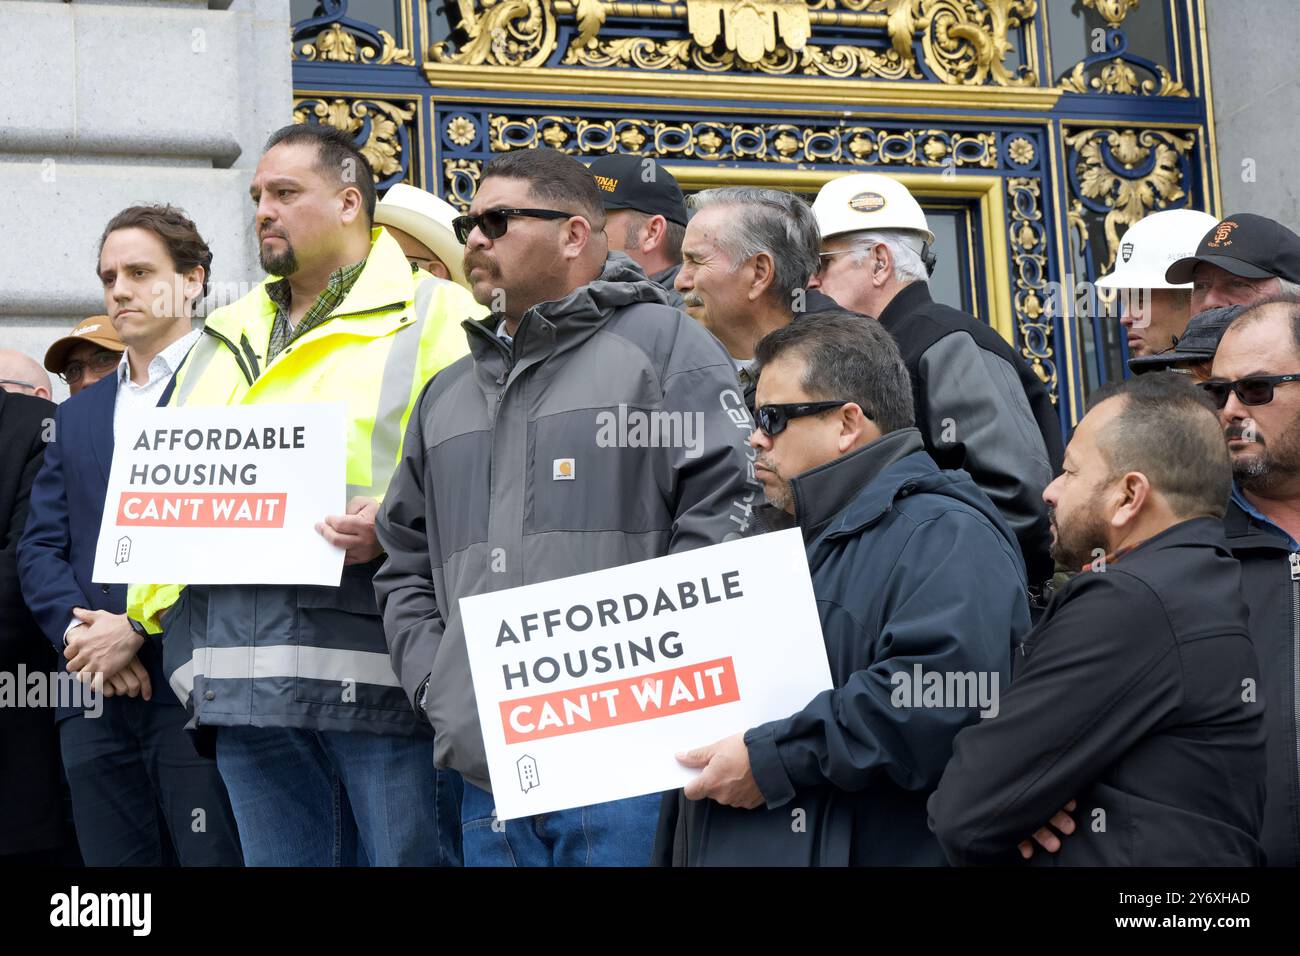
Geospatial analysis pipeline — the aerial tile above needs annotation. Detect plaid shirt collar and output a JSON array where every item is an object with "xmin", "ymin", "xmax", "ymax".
[{"xmin": 264, "ymin": 257, "xmax": 367, "ymax": 363}]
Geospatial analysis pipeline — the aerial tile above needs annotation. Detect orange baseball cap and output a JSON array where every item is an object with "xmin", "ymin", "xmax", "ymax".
[{"xmin": 44, "ymin": 316, "xmax": 125, "ymax": 373}]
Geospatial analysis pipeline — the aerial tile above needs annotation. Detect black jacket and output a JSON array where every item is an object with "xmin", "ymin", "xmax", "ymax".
[
  {"xmin": 653, "ymin": 428, "xmax": 1029, "ymax": 865},
  {"xmin": 928, "ymin": 517, "xmax": 1267, "ymax": 866},
  {"xmin": 878, "ymin": 282, "xmax": 1063, "ymax": 586},
  {"xmin": 0, "ymin": 390, "xmax": 68, "ymax": 855},
  {"xmin": 1224, "ymin": 496, "xmax": 1300, "ymax": 866}
]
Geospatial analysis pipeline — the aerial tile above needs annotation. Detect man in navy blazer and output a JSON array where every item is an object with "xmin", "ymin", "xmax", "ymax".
[{"xmin": 19, "ymin": 204, "xmax": 241, "ymax": 866}]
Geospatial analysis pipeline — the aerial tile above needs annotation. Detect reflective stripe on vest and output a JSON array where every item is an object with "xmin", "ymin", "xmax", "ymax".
[
  {"xmin": 173, "ymin": 645, "xmax": 402, "ymax": 688},
  {"xmin": 175, "ymin": 333, "xmax": 224, "ymax": 406},
  {"xmin": 346, "ymin": 277, "xmax": 435, "ymax": 500}
]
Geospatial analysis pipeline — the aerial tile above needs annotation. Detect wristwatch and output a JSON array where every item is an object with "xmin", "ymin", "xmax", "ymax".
[
  {"xmin": 415, "ymin": 675, "xmax": 431, "ymax": 715},
  {"xmin": 129, "ymin": 618, "xmax": 149, "ymax": 639}
]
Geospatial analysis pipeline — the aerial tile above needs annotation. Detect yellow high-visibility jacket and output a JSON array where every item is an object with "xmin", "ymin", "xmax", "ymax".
[{"xmin": 129, "ymin": 227, "xmax": 484, "ymax": 634}]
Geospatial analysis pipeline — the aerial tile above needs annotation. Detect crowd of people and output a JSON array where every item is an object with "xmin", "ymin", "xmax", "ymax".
[{"xmin": 1, "ymin": 122, "xmax": 1298, "ymax": 867}]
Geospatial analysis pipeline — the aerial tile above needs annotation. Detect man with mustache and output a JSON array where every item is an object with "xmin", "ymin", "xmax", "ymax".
[
  {"xmin": 654, "ymin": 310, "xmax": 1026, "ymax": 865},
  {"xmin": 929, "ymin": 372, "xmax": 1266, "ymax": 865},
  {"xmin": 127, "ymin": 125, "xmax": 484, "ymax": 866},
  {"xmin": 1207, "ymin": 296, "xmax": 1300, "ymax": 866},
  {"xmin": 374, "ymin": 147, "xmax": 754, "ymax": 866},
  {"xmin": 673, "ymin": 187, "xmax": 825, "ymax": 413},
  {"xmin": 807, "ymin": 172, "xmax": 1062, "ymax": 596}
]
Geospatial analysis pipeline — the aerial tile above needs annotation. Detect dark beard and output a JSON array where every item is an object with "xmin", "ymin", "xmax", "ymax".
[
  {"xmin": 1232, "ymin": 406, "xmax": 1300, "ymax": 495},
  {"xmin": 1049, "ymin": 504, "xmax": 1111, "ymax": 571},
  {"xmin": 260, "ymin": 243, "xmax": 298, "ymax": 277}
]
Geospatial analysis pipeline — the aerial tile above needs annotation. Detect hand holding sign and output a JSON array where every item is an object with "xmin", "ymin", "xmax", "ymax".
[
  {"xmin": 678, "ymin": 732, "xmax": 764, "ymax": 809},
  {"xmin": 316, "ymin": 496, "xmax": 382, "ymax": 565}
]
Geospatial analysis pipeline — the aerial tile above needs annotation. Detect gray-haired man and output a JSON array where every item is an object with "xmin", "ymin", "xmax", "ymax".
[{"xmin": 673, "ymin": 187, "xmax": 825, "ymax": 413}]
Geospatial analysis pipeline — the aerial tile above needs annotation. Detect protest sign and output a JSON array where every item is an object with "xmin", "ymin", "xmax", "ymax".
[
  {"xmin": 460, "ymin": 528, "xmax": 831, "ymax": 820},
  {"xmin": 92, "ymin": 403, "xmax": 347, "ymax": 586}
]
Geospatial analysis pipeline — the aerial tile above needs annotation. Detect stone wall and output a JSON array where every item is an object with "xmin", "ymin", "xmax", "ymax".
[{"xmin": 0, "ymin": 0, "xmax": 291, "ymax": 400}]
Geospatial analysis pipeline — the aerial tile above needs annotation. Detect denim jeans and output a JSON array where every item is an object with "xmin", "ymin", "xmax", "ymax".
[
  {"xmin": 215, "ymin": 726, "xmax": 461, "ymax": 866},
  {"xmin": 461, "ymin": 782, "xmax": 659, "ymax": 866}
]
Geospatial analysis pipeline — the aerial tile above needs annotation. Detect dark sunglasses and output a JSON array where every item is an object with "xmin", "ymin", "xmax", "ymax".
[
  {"xmin": 755, "ymin": 400, "xmax": 851, "ymax": 437},
  {"xmin": 1199, "ymin": 374, "xmax": 1300, "ymax": 409},
  {"xmin": 451, "ymin": 208, "xmax": 578, "ymax": 244},
  {"xmin": 61, "ymin": 349, "xmax": 122, "ymax": 385}
]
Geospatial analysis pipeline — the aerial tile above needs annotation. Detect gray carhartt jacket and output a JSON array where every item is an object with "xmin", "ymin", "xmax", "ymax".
[{"xmin": 374, "ymin": 253, "xmax": 759, "ymax": 789}]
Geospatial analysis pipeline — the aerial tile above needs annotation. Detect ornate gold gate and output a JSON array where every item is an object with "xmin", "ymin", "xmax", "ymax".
[{"xmin": 291, "ymin": 0, "xmax": 1222, "ymax": 433}]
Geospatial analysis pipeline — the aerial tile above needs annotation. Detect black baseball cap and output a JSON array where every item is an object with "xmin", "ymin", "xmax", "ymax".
[
  {"xmin": 1129, "ymin": 304, "xmax": 1245, "ymax": 373},
  {"xmin": 587, "ymin": 155, "xmax": 688, "ymax": 227},
  {"xmin": 1165, "ymin": 213, "xmax": 1300, "ymax": 285}
]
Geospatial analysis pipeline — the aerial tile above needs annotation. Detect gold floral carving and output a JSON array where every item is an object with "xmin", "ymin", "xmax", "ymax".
[
  {"xmin": 486, "ymin": 114, "xmax": 999, "ymax": 168},
  {"xmin": 1066, "ymin": 127, "xmax": 1195, "ymax": 270},
  {"xmin": 1079, "ymin": 0, "xmax": 1140, "ymax": 29},
  {"xmin": 1059, "ymin": 60, "xmax": 1188, "ymax": 96},
  {"xmin": 293, "ymin": 98, "xmax": 416, "ymax": 181},
  {"xmin": 298, "ymin": 22, "xmax": 416, "ymax": 65},
  {"xmin": 435, "ymin": 0, "xmax": 1037, "ymax": 85},
  {"xmin": 443, "ymin": 159, "xmax": 483, "ymax": 211},
  {"xmin": 1006, "ymin": 176, "xmax": 1057, "ymax": 402}
]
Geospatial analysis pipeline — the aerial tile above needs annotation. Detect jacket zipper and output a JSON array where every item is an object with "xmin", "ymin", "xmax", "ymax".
[
  {"xmin": 201, "ymin": 326, "xmax": 254, "ymax": 386},
  {"xmin": 1290, "ymin": 551, "xmax": 1300, "ymax": 845}
]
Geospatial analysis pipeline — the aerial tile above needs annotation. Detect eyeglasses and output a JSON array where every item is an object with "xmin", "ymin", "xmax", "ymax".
[
  {"xmin": 61, "ymin": 350, "xmax": 122, "ymax": 385},
  {"xmin": 1199, "ymin": 374, "xmax": 1300, "ymax": 409},
  {"xmin": 0, "ymin": 379, "xmax": 37, "ymax": 392},
  {"xmin": 755, "ymin": 400, "xmax": 851, "ymax": 437},
  {"xmin": 451, "ymin": 208, "xmax": 578, "ymax": 244}
]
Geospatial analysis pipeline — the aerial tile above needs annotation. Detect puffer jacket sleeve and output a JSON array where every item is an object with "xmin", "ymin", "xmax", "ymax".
[
  {"xmin": 917, "ymin": 331, "xmax": 1054, "ymax": 582},
  {"xmin": 657, "ymin": 318, "xmax": 760, "ymax": 552},
  {"xmin": 744, "ymin": 508, "xmax": 1024, "ymax": 806},
  {"xmin": 373, "ymin": 381, "xmax": 444, "ymax": 712}
]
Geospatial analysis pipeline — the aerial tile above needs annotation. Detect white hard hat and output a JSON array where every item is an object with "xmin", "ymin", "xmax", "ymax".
[
  {"xmin": 374, "ymin": 183, "xmax": 468, "ymax": 288},
  {"xmin": 1095, "ymin": 209, "xmax": 1221, "ymax": 290},
  {"xmin": 812, "ymin": 173, "xmax": 935, "ymax": 245}
]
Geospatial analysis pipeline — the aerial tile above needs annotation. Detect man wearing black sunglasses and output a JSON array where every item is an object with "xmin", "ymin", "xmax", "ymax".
[
  {"xmin": 1209, "ymin": 295, "xmax": 1300, "ymax": 866},
  {"xmin": 376, "ymin": 147, "xmax": 754, "ymax": 868},
  {"xmin": 654, "ymin": 311, "xmax": 1028, "ymax": 866}
]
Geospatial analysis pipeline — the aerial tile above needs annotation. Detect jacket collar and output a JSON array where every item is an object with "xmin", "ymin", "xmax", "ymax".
[
  {"xmin": 206, "ymin": 227, "xmax": 418, "ymax": 341},
  {"xmin": 789, "ymin": 427, "xmax": 926, "ymax": 540},
  {"xmin": 877, "ymin": 280, "xmax": 933, "ymax": 327},
  {"xmin": 464, "ymin": 252, "xmax": 667, "ymax": 374},
  {"xmin": 1225, "ymin": 493, "xmax": 1297, "ymax": 552},
  {"xmin": 1102, "ymin": 515, "xmax": 1233, "ymax": 563}
]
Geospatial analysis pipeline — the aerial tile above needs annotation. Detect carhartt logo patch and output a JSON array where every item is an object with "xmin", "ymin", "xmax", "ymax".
[
  {"xmin": 848, "ymin": 191, "xmax": 887, "ymax": 213},
  {"xmin": 1121, "ymin": 242, "xmax": 1134, "ymax": 262},
  {"xmin": 593, "ymin": 175, "xmax": 618, "ymax": 193},
  {"xmin": 552, "ymin": 458, "xmax": 575, "ymax": 480}
]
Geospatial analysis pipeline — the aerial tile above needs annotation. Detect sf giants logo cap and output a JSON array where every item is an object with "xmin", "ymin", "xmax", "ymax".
[{"xmin": 1208, "ymin": 221, "xmax": 1238, "ymax": 247}]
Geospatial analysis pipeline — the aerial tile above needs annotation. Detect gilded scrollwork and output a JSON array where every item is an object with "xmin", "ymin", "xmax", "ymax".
[
  {"xmin": 296, "ymin": 22, "xmax": 416, "ymax": 65},
  {"xmin": 1065, "ymin": 127, "xmax": 1195, "ymax": 270},
  {"xmin": 429, "ymin": 0, "xmax": 557, "ymax": 67},
  {"xmin": 443, "ymin": 159, "xmax": 483, "ymax": 211},
  {"xmin": 1006, "ymin": 176, "xmax": 1058, "ymax": 403},
  {"xmin": 486, "ymin": 113, "xmax": 1002, "ymax": 169},
  {"xmin": 292, "ymin": 97, "xmax": 417, "ymax": 184},
  {"xmin": 1079, "ymin": 0, "xmax": 1140, "ymax": 30},
  {"xmin": 436, "ymin": 0, "xmax": 1037, "ymax": 85}
]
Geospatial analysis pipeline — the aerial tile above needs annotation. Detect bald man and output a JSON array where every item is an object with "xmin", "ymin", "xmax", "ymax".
[{"xmin": 0, "ymin": 350, "xmax": 53, "ymax": 401}]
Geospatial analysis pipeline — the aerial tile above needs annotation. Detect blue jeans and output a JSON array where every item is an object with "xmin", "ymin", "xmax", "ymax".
[
  {"xmin": 215, "ymin": 726, "xmax": 462, "ymax": 866},
  {"xmin": 461, "ymin": 782, "xmax": 659, "ymax": 866}
]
